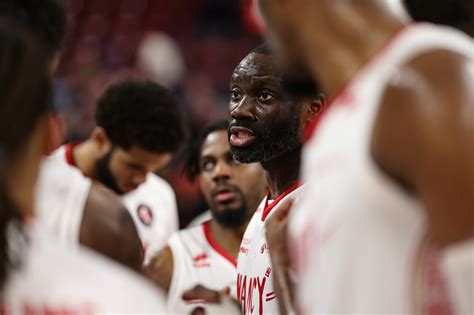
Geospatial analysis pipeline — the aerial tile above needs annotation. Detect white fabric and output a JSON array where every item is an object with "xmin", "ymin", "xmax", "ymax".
[
  {"xmin": 167, "ymin": 221, "xmax": 237, "ymax": 314},
  {"xmin": 3, "ymin": 224, "xmax": 167, "ymax": 314},
  {"xmin": 289, "ymin": 24, "xmax": 474, "ymax": 314},
  {"xmin": 236, "ymin": 186, "xmax": 303, "ymax": 315},
  {"xmin": 440, "ymin": 240, "xmax": 474, "ymax": 315},
  {"xmin": 123, "ymin": 172, "xmax": 179, "ymax": 264},
  {"xmin": 35, "ymin": 154, "xmax": 91, "ymax": 246},
  {"xmin": 41, "ymin": 145, "xmax": 179, "ymax": 265}
]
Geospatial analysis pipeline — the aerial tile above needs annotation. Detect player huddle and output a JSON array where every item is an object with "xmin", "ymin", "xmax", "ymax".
[{"xmin": 0, "ymin": 0, "xmax": 472, "ymax": 314}]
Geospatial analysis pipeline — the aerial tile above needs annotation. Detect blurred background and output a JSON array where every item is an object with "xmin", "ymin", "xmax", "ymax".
[{"xmin": 54, "ymin": 0, "xmax": 265, "ymax": 227}]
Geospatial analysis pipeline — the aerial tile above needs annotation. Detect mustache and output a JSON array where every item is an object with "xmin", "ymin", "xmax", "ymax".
[
  {"xmin": 211, "ymin": 183, "xmax": 243, "ymax": 196},
  {"xmin": 228, "ymin": 120, "xmax": 260, "ymax": 134}
]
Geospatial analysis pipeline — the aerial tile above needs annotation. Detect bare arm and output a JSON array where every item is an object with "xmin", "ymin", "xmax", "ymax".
[
  {"xmin": 372, "ymin": 49, "xmax": 474, "ymax": 248},
  {"xmin": 143, "ymin": 246, "xmax": 174, "ymax": 292},
  {"xmin": 79, "ymin": 182, "xmax": 144, "ymax": 271}
]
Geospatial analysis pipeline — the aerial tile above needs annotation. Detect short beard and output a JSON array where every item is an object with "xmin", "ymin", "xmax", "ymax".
[
  {"xmin": 95, "ymin": 147, "xmax": 123, "ymax": 195},
  {"xmin": 229, "ymin": 111, "xmax": 302, "ymax": 164},
  {"xmin": 212, "ymin": 204, "xmax": 249, "ymax": 229}
]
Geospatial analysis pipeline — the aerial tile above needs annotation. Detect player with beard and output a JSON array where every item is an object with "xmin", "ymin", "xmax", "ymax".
[
  {"xmin": 188, "ymin": 44, "xmax": 323, "ymax": 315},
  {"xmin": 228, "ymin": 44, "xmax": 324, "ymax": 315},
  {"xmin": 144, "ymin": 120, "xmax": 267, "ymax": 314},
  {"xmin": 50, "ymin": 80, "xmax": 188, "ymax": 265},
  {"xmin": 258, "ymin": 0, "xmax": 474, "ymax": 313}
]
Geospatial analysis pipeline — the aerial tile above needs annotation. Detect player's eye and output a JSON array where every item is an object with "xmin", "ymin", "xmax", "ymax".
[
  {"xmin": 201, "ymin": 160, "xmax": 215, "ymax": 172},
  {"xmin": 258, "ymin": 91, "xmax": 275, "ymax": 102},
  {"xmin": 230, "ymin": 89, "xmax": 242, "ymax": 101}
]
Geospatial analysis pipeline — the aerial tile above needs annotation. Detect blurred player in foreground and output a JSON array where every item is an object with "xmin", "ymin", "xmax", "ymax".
[
  {"xmin": 0, "ymin": 19, "xmax": 167, "ymax": 313},
  {"xmin": 258, "ymin": 0, "xmax": 474, "ymax": 313},
  {"xmin": 1, "ymin": 0, "xmax": 148, "ymax": 271}
]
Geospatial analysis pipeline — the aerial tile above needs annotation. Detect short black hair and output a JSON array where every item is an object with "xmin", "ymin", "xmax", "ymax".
[
  {"xmin": 0, "ymin": 0, "xmax": 67, "ymax": 58},
  {"xmin": 95, "ymin": 80, "xmax": 188, "ymax": 154},
  {"xmin": 184, "ymin": 120, "xmax": 229, "ymax": 181},
  {"xmin": 404, "ymin": 0, "xmax": 474, "ymax": 32}
]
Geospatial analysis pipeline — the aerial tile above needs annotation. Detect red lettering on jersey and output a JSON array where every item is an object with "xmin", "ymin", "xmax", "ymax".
[
  {"xmin": 257, "ymin": 277, "xmax": 266, "ymax": 315},
  {"xmin": 265, "ymin": 267, "xmax": 271, "ymax": 278},
  {"xmin": 239, "ymin": 246, "xmax": 249, "ymax": 255},
  {"xmin": 237, "ymin": 273, "xmax": 268, "ymax": 315},
  {"xmin": 237, "ymin": 273, "xmax": 247, "ymax": 314},
  {"xmin": 246, "ymin": 277, "xmax": 256, "ymax": 314}
]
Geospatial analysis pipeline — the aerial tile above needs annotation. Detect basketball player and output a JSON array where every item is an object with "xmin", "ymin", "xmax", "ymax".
[
  {"xmin": 1, "ymin": 0, "xmax": 147, "ymax": 271},
  {"xmin": 224, "ymin": 44, "xmax": 323, "ymax": 315},
  {"xmin": 144, "ymin": 120, "xmax": 267, "ymax": 314},
  {"xmin": 259, "ymin": 0, "xmax": 474, "ymax": 313},
  {"xmin": 0, "ymin": 20, "xmax": 166, "ymax": 312},
  {"xmin": 54, "ymin": 79, "xmax": 187, "ymax": 264}
]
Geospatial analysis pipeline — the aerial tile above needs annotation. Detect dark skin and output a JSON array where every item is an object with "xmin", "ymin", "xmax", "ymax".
[
  {"xmin": 259, "ymin": 0, "xmax": 474, "ymax": 310},
  {"xmin": 79, "ymin": 181, "xmax": 143, "ymax": 271},
  {"xmin": 144, "ymin": 130, "xmax": 267, "ymax": 292},
  {"xmin": 229, "ymin": 52, "xmax": 322, "ymax": 198},
  {"xmin": 184, "ymin": 52, "xmax": 324, "ymax": 314}
]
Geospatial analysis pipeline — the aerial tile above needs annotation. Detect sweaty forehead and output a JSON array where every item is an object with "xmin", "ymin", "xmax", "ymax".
[{"xmin": 231, "ymin": 53, "xmax": 284, "ymax": 84}]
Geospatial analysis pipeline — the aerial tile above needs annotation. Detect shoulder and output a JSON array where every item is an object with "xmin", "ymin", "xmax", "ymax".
[
  {"xmin": 80, "ymin": 182, "xmax": 143, "ymax": 270},
  {"xmin": 143, "ymin": 173, "xmax": 176, "ymax": 197}
]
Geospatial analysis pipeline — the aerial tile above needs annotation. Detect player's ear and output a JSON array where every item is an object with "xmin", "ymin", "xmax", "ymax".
[
  {"xmin": 307, "ymin": 93, "xmax": 326, "ymax": 120},
  {"xmin": 91, "ymin": 127, "xmax": 112, "ymax": 152}
]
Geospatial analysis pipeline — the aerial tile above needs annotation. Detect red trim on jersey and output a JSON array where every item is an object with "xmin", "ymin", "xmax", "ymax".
[
  {"xmin": 261, "ymin": 182, "xmax": 302, "ymax": 222},
  {"xmin": 304, "ymin": 23, "xmax": 416, "ymax": 142},
  {"xmin": 64, "ymin": 142, "xmax": 81, "ymax": 167},
  {"xmin": 202, "ymin": 221, "xmax": 237, "ymax": 267}
]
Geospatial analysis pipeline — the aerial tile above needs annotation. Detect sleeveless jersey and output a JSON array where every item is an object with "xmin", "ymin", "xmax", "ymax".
[
  {"xmin": 167, "ymin": 220, "xmax": 237, "ymax": 314},
  {"xmin": 236, "ymin": 184, "xmax": 303, "ymax": 315},
  {"xmin": 35, "ymin": 154, "xmax": 91, "ymax": 245},
  {"xmin": 2, "ymin": 223, "xmax": 166, "ymax": 314},
  {"xmin": 288, "ymin": 24, "xmax": 474, "ymax": 314},
  {"xmin": 54, "ymin": 144, "xmax": 179, "ymax": 264}
]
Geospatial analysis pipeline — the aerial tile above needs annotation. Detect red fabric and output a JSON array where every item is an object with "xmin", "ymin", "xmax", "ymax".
[{"xmin": 261, "ymin": 182, "xmax": 302, "ymax": 222}]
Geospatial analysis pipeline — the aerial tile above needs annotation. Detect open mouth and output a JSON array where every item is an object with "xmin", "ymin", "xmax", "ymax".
[
  {"xmin": 229, "ymin": 126, "xmax": 256, "ymax": 147},
  {"xmin": 213, "ymin": 187, "xmax": 238, "ymax": 203}
]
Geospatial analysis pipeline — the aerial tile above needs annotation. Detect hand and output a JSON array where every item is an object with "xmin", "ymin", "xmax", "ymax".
[
  {"xmin": 183, "ymin": 285, "xmax": 239, "ymax": 315},
  {"xmin": 182, "ymin": 285, "xmax": 225, "ymax": 304}
]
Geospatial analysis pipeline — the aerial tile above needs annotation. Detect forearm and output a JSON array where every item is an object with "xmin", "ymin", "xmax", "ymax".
[{"xmin": 270, "ymin": 254, "xmax": 296, "ymax": 315}]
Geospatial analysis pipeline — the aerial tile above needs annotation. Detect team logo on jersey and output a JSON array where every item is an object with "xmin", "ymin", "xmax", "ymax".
[
  {"xmin": 260, "ymin": 243, "xmax": 269, "ymax": 254},
  {"xmin": 193, "ymin": 253, "xmax": 211, "ymax": 268},
  {"xmin": 137, "ymin": 204, "xmax": 153, "ymax": 226}
]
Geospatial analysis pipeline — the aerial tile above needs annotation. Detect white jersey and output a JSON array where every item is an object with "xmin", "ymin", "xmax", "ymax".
[
  {"xmin": 289, "ymin": 24, "xmax": 474, "ymax": 314},
  {"xmin": 50, "ymin": 144, "xmax": 179, "ymax": 264},
  {"xmin": 187, "ymin": 210, "xmax": 212, "ymax": 228},
  {"xmin": 35, "ymin": 154, "xmax": 91, "ymax": 246},
  {"xmin": 236, "ymin": 185, "xmax": 303, "ymax": 315},
  {"xmin": 167, "ymin": 220, "xmax": 237, "ymax": 314},
  {"xmin": 3, "ymin": 223, "xmax": 166, "ymax": 314}
]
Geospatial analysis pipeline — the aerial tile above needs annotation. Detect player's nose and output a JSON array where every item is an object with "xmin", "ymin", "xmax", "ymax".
[{"xmin": 230, "ymin": 97, "xmax": 256, "ymax": 121}]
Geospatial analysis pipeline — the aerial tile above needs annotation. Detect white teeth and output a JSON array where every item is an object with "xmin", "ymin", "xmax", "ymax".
[{"xmin": 238, "ymin": 131, "xmax": 251, "ymax": 139}]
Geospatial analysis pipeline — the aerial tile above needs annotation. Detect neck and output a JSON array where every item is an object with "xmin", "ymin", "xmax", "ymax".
[
  {"xmin": 209, "ymin": 219, "xmax": 248, "ymax": 259},
  {"xmin": 297, "ymin": 1, "xmax": 408, "ymax": 98},
  {"xmin": 73, "ymin": 140, "xmax": 101, "ymax": 180},
  {"xmin": 261, "ymin": 149, "xmax": 301, "ymax": 199}
]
